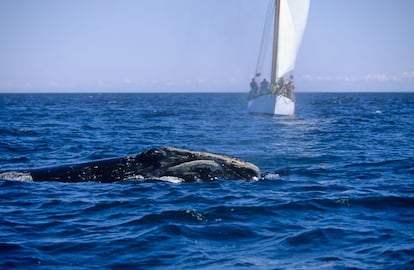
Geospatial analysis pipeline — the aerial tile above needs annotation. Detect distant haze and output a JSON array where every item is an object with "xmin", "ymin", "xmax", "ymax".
[{"xmin": 1, "ymin": 0, "xmax": 413, "ymax": 92}]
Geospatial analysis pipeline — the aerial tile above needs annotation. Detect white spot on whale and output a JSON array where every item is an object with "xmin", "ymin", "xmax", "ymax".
[
  {"xmin": 0, "ymin": 172, "xmax": 33, "ymax": 182},
  {"xmin": 156, "ymin": 176, "xmax": 185, "ymax": 184}
]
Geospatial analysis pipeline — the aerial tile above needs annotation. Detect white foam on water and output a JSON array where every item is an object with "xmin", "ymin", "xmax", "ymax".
[
  {"xmin": 0, "ymin": 171, "xmax": 33, "ymax": 182},
  {"xmin": 264, "ymin": 173, "xmax": 280, "ymax": 181}
]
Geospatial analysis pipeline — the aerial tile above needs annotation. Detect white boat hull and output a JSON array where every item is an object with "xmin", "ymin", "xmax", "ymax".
[{"xmin": 248, "ymin": 94, "xmax": 295, "ymax": 115}]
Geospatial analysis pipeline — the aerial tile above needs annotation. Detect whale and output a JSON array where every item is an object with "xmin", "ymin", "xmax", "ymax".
[{"xmin": 0, "ymin": 147, "xmax": 260, "ymax": 183}]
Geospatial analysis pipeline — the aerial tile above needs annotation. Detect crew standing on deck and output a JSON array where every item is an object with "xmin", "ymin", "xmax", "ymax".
[
  {"xmin": 249, "ymin": 78, "xmax": 258, "ymax": 98},
  {"xmin": 260, "ymin": 78, "xmax": 269, "ymax": 94}
]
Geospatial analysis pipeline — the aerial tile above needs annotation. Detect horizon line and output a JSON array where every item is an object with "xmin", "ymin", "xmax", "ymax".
[{"xmin": 0, "ymin": 90, "xmax": 413, "ymax": 94}]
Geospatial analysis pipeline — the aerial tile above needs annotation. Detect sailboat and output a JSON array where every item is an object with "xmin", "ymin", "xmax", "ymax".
[{"xmin": 248, "ymin": 0, "xmax": 310, "ymax": 115}]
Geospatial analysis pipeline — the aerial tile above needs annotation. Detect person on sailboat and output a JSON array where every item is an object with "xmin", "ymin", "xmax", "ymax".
[
  {"xmin": 249, "ymin": 78, "xmax": 258, "ymax": 97},
  {"xmin": 286, "ymin": 75, "xmax": 295, "ymax": 98},
  {"xmin": 260, "ymin": 78, "xmax": 270, "ymax": 94},
  {"xmin": 276, "ymin": 77, "xmax": 284, "ymax": 95}
]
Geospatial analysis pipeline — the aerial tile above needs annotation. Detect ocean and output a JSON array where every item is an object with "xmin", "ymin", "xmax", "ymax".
[{"xmin": 0, "ymin": 92, "xmax": 413, "ymax": 269}]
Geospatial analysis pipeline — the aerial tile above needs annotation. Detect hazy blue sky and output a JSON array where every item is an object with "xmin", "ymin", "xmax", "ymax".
[{"xmin": 1, "ymin": 0, "xmax": 413, "ymax": 92}]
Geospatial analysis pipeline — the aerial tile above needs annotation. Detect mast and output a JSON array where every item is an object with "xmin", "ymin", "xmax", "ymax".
[{"xmin": 271, "ymin": 0, "xmax": 281, "ymax": 84}]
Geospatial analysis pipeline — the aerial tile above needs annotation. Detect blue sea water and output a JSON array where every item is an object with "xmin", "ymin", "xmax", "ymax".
[{"xmin": 0, "ymin": 92, "xmax": 413, "ymax": 269}]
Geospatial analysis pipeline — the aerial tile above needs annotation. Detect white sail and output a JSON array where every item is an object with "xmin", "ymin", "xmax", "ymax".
[{"xmin": 276, "ymin": 0, "xmax": 310, "ymax": 79}]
